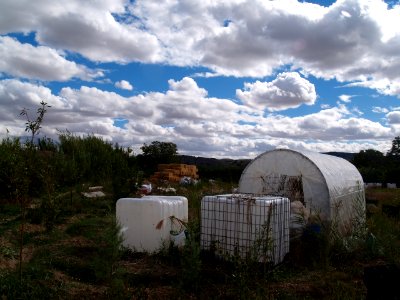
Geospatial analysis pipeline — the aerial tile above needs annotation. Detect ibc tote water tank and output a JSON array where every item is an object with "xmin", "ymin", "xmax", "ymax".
[
  {"xmin": 200, "ymin": 194, "xmax": 290, "ymax": 265},
  {"xmin": 116, "ymin": 196, "xmax": 188, "ymax": 252}
]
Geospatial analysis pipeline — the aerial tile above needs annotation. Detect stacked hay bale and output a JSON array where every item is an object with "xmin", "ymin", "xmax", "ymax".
[{"xmin": 149, "ymin": 164, "xmax": 199, "ymax": 183}]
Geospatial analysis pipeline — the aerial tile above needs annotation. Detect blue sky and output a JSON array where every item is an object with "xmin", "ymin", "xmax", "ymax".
[{"xmin": 1, "ymin": 0, "xmax": 400, "ymax": 158}]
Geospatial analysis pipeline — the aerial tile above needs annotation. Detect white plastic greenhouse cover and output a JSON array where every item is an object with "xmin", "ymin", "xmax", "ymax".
[{"xmin": 239, "ymin": 149, "xmax": 365, "ymax": 229}]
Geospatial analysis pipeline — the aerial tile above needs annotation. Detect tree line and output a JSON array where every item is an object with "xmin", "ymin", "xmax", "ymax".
[{"xmin": 352, "ymin": 136, "xmax": 400, "ymax": 185}]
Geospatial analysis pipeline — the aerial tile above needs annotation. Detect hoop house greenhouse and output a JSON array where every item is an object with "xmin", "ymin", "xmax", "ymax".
[{"xmin": 239, "ymin": 149, "xmax": 365, "ymax": 233}]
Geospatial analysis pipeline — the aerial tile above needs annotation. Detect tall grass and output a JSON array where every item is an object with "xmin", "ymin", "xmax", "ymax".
[
  {"xmin": 0, "ymin": 133, "xmax": 136, "ymax": 204},
  {"xmin": 367, "ymin": 213, "xmax": 400, "ymax": 263}
]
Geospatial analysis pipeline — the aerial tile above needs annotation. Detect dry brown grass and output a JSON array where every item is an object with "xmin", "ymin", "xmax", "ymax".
[{"xmin": 366, "ymin": 187, "xmax": 400, "ymax": 205}]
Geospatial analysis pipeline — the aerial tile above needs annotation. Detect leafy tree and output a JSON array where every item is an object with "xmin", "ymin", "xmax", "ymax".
[
  {"xmin": 56, "ymin": 132, "xmax": 136, "ymax": 199},
  {"xmin": 386, "ymin": 136, "xmax": 400, "ymax": 184},
  {"xmin": 352, "ymin": 138, "xmax": 400, "ymax": 184},
  {"xmin": 353, "ymin": 149, "xmax": 385, "ymax": 168},
  {"xmin": 111, "ymin": 144, "xmax": 133, "ymax": 200},
  {"xmin": 58, "ymin": 133, "xmax": 114, "ymax": 183},
  {"xmin": 387, "ymin": 136, "xmax": 400, "ymax": 157},
  {"xmin": 0, "ymin": 138, "xmax": 26, "ymax": 200},
  {"xmin": 138, "ymin": 141, "xmax": 178, "ymax": 174},
  {"xmin": 20, "ymin": 101, "xmax": 51, "ymax": 146},
  {"xmin": 17, "ymin": 100, "xmax": 50, "ymax": 282},
  {"xmin": 141, "ymin": 141, "xmax": 178, "ymax": 160},
  {"xmin": 352, "ymin": 149, "xmax": 386, "ymax": 183}
]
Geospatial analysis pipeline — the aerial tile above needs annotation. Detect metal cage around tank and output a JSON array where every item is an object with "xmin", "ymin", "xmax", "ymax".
[{"xmin": 200, "ymin": 194, "xmax": 290, "ymax": 265}]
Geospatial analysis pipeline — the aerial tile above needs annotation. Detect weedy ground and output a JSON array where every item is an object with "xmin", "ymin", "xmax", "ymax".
[{"xmin": 0, "ymin": 185, "xmax": 399, "ymax": 299}]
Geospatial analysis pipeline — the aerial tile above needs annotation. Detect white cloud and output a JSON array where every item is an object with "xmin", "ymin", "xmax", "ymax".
[
  {"xmin": 387, "ymin": 111, "xmax": 400, "ymax": 124},
  {"xmin": 236, "ymin": 72, "xmax": 316, "ymax": 111},
  {"xmin": 191, "ymin": 72, "xmax": 221, "ymax": 78},
  {"xmin": 0, "ymin": 0, "xmax": 161, "ymax": 64},
  {"xmin": 115, "ymin": 80, "xmax": 133, "ymax": 91},
  {"xmin": 321, "ymin": 104, "xmax": 331, "ymax": 109},
  {"xmin": 0, "ymin": 0, "xmax": 127, "ymax": 34},
  {"xmin": 338, "ymin": 94, "xmax": 353, "ymax": 103},
  {"xmin": 0, "ymin": 78, "xmax": 396, "ymax": 158},
  {"xmin": 0, "ymin": 0, "xmax": 399, "ymax": 158},
  {"xmin": 372, "ymin": 106, "xmax": 389, "ymax": 113},
  {"xmin": 0, "ymin": 36, "xmax": 101, "ymax": 81},
  {"xmin": 130, "ymin": 0, "xmax": 400, "ymax": 95},
  {"xmin": 346, "ymin": 79, "xmax": 400, "ymax": 98},
  {"xmin": 341, "ymin": 10, "xmax": 352, "ymax": 18},
  {"xmin": 292, "ymin": 105, "xmax": 390, "ymax": 140},
  {"xmin": 0, "ymin": 79, "xmax": 69, "ymax": 136},
  {"xmin": 351, "ymin": 107, "xmax": 363, "ymax": 116},
  {"xmin": 36, "ymin": 14, "xmax": 161, "ymax": 63},
  {"xmin": 0, "ymin": 0, "xmax": 399, "ymax": 96},
  {"xmin": 168, "ymin": 77, "xmax": 206, "ymax": 95}
]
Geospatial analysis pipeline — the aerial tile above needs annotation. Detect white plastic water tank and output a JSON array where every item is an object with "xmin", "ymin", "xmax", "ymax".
[
  {"xmin": 201, "ymin": 194, "xmax": 290, "ymax": 265},
  {"xmin": 116, "ymin": 196, "xmax": 188, "ymax": 252}
]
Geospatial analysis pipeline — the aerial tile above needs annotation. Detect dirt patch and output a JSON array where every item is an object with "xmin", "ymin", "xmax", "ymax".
[
  {"xmin": 0, "ymin": 236, "xmax": 13, "ymax": 248},
  {"xmin": 0, "ymin": 257, "xmax": 17, "ymax": 271},
  {"xmin": 58, "ymin": 236, "xmax": 94, "ymax": 248},
  {"xmin": 0, "ymin": 244, "xmax": 34, "ymax": 271},
  {"xmin": 23, "ymin": 223, "xmax": 45, "ymax": 233},
  {"xmin": 65, "ymin": 281, "xmax": 108, "ymax": 299},
  {"xmin": 130, "ymin": 286, "xmax": 183, "ymax": 300}
]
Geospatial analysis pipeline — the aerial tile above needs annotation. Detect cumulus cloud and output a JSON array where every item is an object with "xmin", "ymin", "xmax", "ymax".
[
  {"xmin": 0, "ymin": 79, "xmax": 68, "ymax": 136},
  {"xmin": 0, "ymin": 78, "xmax": 396, "ymax": 158},
  {"xmin": 0, "ymin": 36, "xmax": 101, "ymax": 81},
  {"xmin": 167, "ymin": 77, "xmax": 208, "ymax": 98},
  {"xmin": 260, "ymin": 104, "xmax": 391, "ymax": 140},
  {"xmin": 351, "ymin": 107, "xmax": 363, "ymax": 116},
  {"xmin": 0, "ymin": 0, "xmax": 161, "ymax": 64},
  {"xmin": 372, "ymin": 106, "xmax": 389, "ymax": 113},
  {"xmin": 338, "ymin": 94, "xmax": 354, "ymax": 103},
  {"xmin": 387, "ymin": 111, "xmax": 400, "ymax": 124},
  {"xmin": 387, "ymin": 111, "xmax": 400, "ymax": 136},
  {"xmin": 0, "ymin": 0, "xmax": 399, "ymax": 96},
  {"xmin": 236, "ymin": 72, "xmax": 317, "ymax": 111},
  {"xmin": 131, "ymin": 0, "xmax": 400, "ymax": 94},
  {"xmin": 36, "ymin": 14, "xmax": 161, "ymax": 63},
  {"xmin": 115, "ymin": 80, "xmax": 133, "ymax": 90},
  {"xmin": 0, "ymin": 0, "xmax": 127, "ymax": 34},
  {"xmin": 346, "ymin": 79, "xmax": 400, "ymax": 98},
  {"xmin": 0, "ymin": 0, "xmax": 399, "ymax": 157}
]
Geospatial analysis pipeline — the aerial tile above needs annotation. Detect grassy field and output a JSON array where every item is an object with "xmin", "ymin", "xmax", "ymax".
[{"xmin": 1, "ymin": 184, "xmax": 399, "ymax": 299}]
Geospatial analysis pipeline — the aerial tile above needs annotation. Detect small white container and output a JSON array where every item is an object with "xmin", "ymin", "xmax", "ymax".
[{"xmin": 116, "ymin": 196, "xmax": 188, "ymax": 252}]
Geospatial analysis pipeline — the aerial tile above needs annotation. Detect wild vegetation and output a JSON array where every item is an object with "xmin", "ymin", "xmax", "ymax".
[
  {"xmin": 1, "ymin": 179, "xmax": 399, "ymax": 298},
  {"xmin": 0, "ymin": 103, "xmax": 399, "ymax": 298}
]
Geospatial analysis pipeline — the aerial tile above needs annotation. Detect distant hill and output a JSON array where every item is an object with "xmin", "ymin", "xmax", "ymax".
[
  {"xmin": 178, "ymin": 155, "xmax": 250, "ymax": 168},
  {"xmin": 179, "ymin": 152, "xmax": 356, "ymax": 167},
  {"xmin": 178, "ymin": 151, "xmax": 356, "ymax": 181},
  {"xmin": 323, "ymin": 152, "xmax": 356, "ymax": 161},
  {"xmin": 178, "ymin": 155, "xmax": 251, "ymax": 181}
]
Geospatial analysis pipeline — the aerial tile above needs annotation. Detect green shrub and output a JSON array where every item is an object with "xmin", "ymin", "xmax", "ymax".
[
  {"xmin": 179, "ymin": 219, "xmax": 201, "ymax": 292},
  {"xmin": 64, "ymin": 215, "xmax": 125, "ymax": 284},
  {"xmin": 367, "ymin": 213, "xmax": 400, "ymax": 263},
  {"xmin": 0, "ymin": 262, "xmax": 64, "ymax": 299}
]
